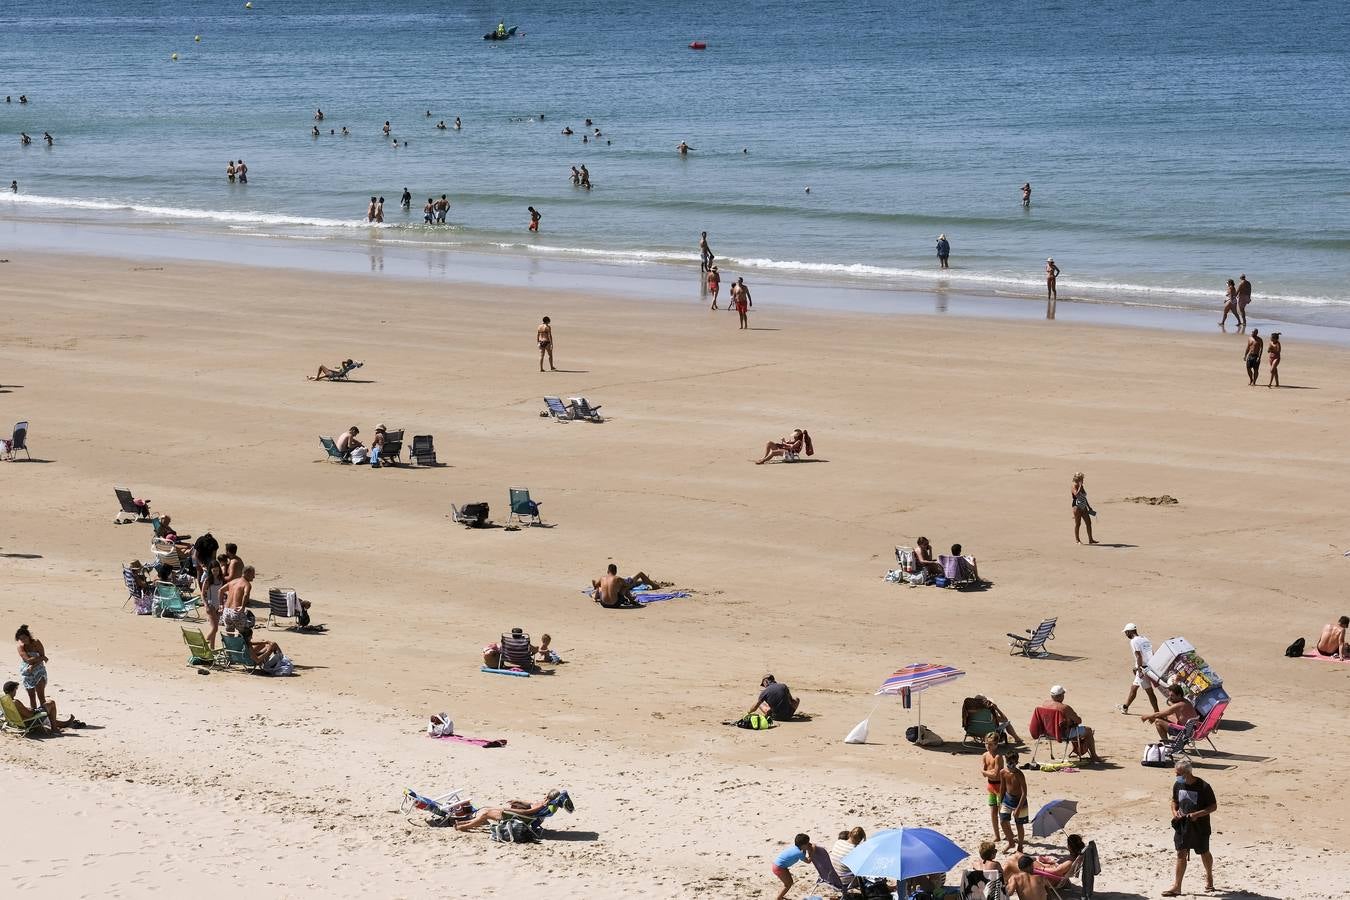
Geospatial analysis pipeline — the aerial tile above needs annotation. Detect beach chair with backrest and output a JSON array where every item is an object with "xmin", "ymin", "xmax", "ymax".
[
  {"xmin": 1, "ymin": 695, "xmax": 48, "ymax": 736},
  {"xmin": 498, "ymin": 790, "xmax": 575, "ymax": 839},
  {"xmin": 154, "ymin": 582, "xmax": 203, "ymax": 620},
  {"xmin": 381, "ymin": 429, "xmax": 403, "ymax": 465},
  {"xmin": 499, "ymin": 630, "xmax": 537, "ymax": 671},
  {"xmin": 319, "ymin": 436, "xmax": 349, "ymax": 463},
  {"xmin": 220, "ymin": 633, "xmax": 258, "ymax": 672},
  {"xmin": 940, "ymin": 554, "xmax": 980, "ymax": 587},
  {"xmin": 411, "ymin": 434, "xmax": 437, "ymax": 466},
  {"xmin": 1008, "ymin": 617, "xmax": 1058, "ymax": 658},
  {"xmin": 181, "ymin": 627, "xmax": 227, "ymax": 667},
  {"xmin": 400, "ymin": 788, "xmax": 469, "ymax": 827},
  {"xmin": 267, "ymin": 588, "xmax": 298, "ymax": 628},
  {"xmin": 544, "ymin": 397, "xmax": 572, "ymax": 421},
  {"xmin": 895, "ymin": 547, "xmax": 917, "ymax": 573},
  {"xmin": 570, "ymin": 397, "xmax": 603, "ymax": 422},
  {"xmin": 961, "ymin": 705, "xmax": 1003, "ymax": 750},
  {"xmin": 810, "ymin": 845, "xmax": 866, "ymax": 898},
  {"xmin": 1028, "ymin": 706, "xmax": 1080, "ymax": 764},
  {"xmin": 315, "ymin": 360, "xmax": 361, "ymax": 381},
  {"xmin": 3, "ymin": 421, "xmax": 30, "ymax": 461},
  {"xmin": 1037, "ymin": 853, "xmax": 1085, "ymax": 900},
  {"xmin": 961, "ymin": 869, "xmax": 1007, "ymax": 900},
  {"xmin": 122, "ymin": 565, "xmax": 154, "ymax": 612},
  {"xmin": 1168, "ymin": 699, "xmax": 1227, "ymax": 756},
  {"xmin": 507, "ymin": 488, "xmax": 542, "ymax": 526},
  {"xmin": 114, "ymin": 487, "xmax": 152, "ymax": 524}
]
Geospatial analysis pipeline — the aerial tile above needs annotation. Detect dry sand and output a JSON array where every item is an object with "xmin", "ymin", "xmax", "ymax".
[{"xmin": 2, "ymin": 252, "xmax": 1348, "ymax": 899}]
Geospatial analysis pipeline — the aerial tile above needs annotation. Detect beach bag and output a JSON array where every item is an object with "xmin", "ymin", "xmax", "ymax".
[
  {"xmin": 1284, "ymin": 637, "xmax": 1305, "ymax": 658},
  {"xmin": 461, "ymin": 502, "xmax": 490, "ymax": 527},
  {"xmin": 736, "ymin": 713, "xmax": 773, "ymax": 730},
  {"xmin": 844, "ymin": 718, "xmax": 870, "ymax": 744},
  {"xmin": 349, "ymin": 446, "xmax": 369, "ymax": 464},
  {"xmin": 906, "ymin": 570, "xmax": 931, "ymax": 586},
  {"xmin": 133, "ymin": 593, "xmax": 154, "ymax": 615},
  {"xmin": 428, "ymin": 712, "xmax": 454, "ymax": 737},
  {"xmin": 491, "ymin": 818, "xmax": 537, "ymax": 843},
  {"xmin": 1141, "ymin": 742, "xmax": 1172, "ymax": 767}
]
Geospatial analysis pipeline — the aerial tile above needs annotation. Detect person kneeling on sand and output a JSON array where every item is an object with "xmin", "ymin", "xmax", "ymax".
[
  {"xmin": 748, "ymin": 674, "xmax": 801, "ymax": 721},
  {"xmin": 592, "ymin": 564, "xmax": 657, "ymax": 608},
  {"xmin": 1316, "ymin": 616, "xmax": 1349, "ymax": 659},
  {"xmin": 754, "ymin": 428, "xmax": 811, "ymax": 464},
  {"xmin": 3, "ymin": 680, "xmax": 84, "ymax": 731},
  {"xmin": 454, "ymin": 789, "xmax": 565, "ymax": 832}
]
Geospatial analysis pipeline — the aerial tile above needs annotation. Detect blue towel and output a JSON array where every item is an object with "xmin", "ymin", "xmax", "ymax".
[{"xmin": 634, "ymin": 591, "xmax": 689, "ymax": 604}]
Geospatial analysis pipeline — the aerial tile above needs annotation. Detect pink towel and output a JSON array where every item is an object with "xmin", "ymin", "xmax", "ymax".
[
  {"xmin": 429, "ymin": 733, "xmax": 508, "ymax": 748},
  {"xmin": 1303, "ymin": 652, "xmax": 1350, "ymax": 664}
]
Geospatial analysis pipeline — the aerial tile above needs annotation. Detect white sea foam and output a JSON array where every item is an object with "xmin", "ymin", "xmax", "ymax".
[{"xmin": 6, "ymin": 193, "xmax": 380, "ymax": 230}]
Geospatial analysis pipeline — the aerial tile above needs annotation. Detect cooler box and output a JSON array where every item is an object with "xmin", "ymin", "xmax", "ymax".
[
  {"xmin": 1147, "ymin": 637, "xmax": 1195, "ymax": 682},
  {"xmin": 1194, "ymin": 685, "xmax": 1229, "ymax": 717}
]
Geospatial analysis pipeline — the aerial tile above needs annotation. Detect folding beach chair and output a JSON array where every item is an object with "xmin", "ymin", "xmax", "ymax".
[
  {"xmin": 153, "ymin": 582, "xmax": 203, "ymax": 621},
  {"xmin": 410, "ymin": 434, "xmax": 437, "ymax": 466},
  {"xmin": 313, "ymin": 360, "xmax": 361, "ymax": 381},
  {"xmin": 499, "ymin": 630, "xmax": 538, "ymax": 671},
  {"xmin": 1168, "ymin": 700, "xmax": 1227, "ymax": 756},
  {"xmin": 113, "ymin": 487, "xmax": 152, "ymax": 524},
  {"xmin": 122, "ymin": 565, "xmax": 154, "ymax": 612},
  {"xmin": 1028, "ymin": 706, "xmax": 1080, "ymax": 764},
  {"xmin": 961, "ymin": 869, "xmax": 1007, "ymax": 900},
  {"xmin": 961, "ymin": 705, "xmax": 1004, "ymax": 750},
  {"xmin": 181, "ymin": 627, "xmax": 227, "ymax": 667},
  {"xmin": 1037, "ymin": 853, "xmax": 1085, "ymax": 900},
  {"xmin": 810, "ymin": 846, "xmax": 868, "ymax": 898},
  {"xmin": 543, "ymin": 397, "xmax": 572, "ymax": 421},
  {"xmin": 496, "ymin": 790, "xmax": 576, "ymax": 840},
  {"xmin": 507, "ymin": 488, "xmax": 542, "ymax": 525},
  {"xmin": 267, "ymin": 588, "xmax": 298, "ymax": 628},
  {"xmin": 400, "ymin": 788, "xmax": 469, "ymax": 827},
  {"xmin": 319, "ymin": 436, "xmax": 349, "ymax": 463},
  {"xmin": 380, "ymin": 429, "xmax": 403, "ymax": 465},
  {"xmin": 1, "ymin": 695, "xmax": 48, "ymax": 737},
  {"xmin": 452, "ymin": 503, "xmax": 491, "ymax": 527},
  {"xmin": 939, "ymin": 555, "xmax": 980, "ymax": 588},
  {"xmin": 2, "ymin": 421, "xmax": 30, "ymax": 460},
  {"xmin": 569, "ymin": 397, "xmax": 603, "ymax": 422},
  {"xmin": 220, "ymin": 633, "xmax": 260, "ymax": 672},
  {"xmin": 1008, "ymin": 617, "xmax": 1058, "ymax": 658}
]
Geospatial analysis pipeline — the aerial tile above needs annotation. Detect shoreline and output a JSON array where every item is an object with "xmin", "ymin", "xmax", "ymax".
[{"xmin": 4, "ymin": 215, "xmax": 1349, "ymax": 346}]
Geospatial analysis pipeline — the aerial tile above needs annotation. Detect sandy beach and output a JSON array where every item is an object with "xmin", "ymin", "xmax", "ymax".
[{"xmin": 2, "ymin": 251, "xmax": 1348, "ymax": 899}]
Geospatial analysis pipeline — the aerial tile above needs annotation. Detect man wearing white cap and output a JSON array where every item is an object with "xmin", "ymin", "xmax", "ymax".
[
  {"xmin": 1118, "ymin": 624, "xmax": 1159, "ymax": 715},
  {"xmin": 1038, "ymin": 685, "xmax": 1103, "ymax": 763}
]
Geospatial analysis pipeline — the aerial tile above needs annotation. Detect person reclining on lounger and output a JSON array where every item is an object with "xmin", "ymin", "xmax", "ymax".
[
  {"xmin": 754, "ymin": 428, "xmax": 812, "ymax": 465},
  {"xmin": 1316, "ymin": 616, "xmax": 1349, "ymax": 659},
  {"xmin": 1140, "ymin": 684, "xmax": 1199, "ymax": 741},
  {"xmin": 308, "ymin": 359, "xmax": 358, "ymax": 380},
  {"xmin": 453, "ymin": 789, "xmax": 566, "ymax": 831},
  {"xmin": 592, "ymin": 563, "xmax": 658, "ymax": 608},
  {"xmin": 748, "ymin": 674, "xmax": 800, "ymax": 721},
  {"xmin": 962, "ymin": 694, "xmax": 1022, "ymax": 744},
  {"xmin": 3, "ymin": 679, "xmax": 84, "ymax": 731}
]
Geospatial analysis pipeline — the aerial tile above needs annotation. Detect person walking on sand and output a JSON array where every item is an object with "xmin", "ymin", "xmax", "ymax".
[
  {"xmin": 1045, "ymin": 258, "xmax": 1061, "ymax": 300},
  {"xmin": 936, "ymin": 234, "xmax": 950, "ymax": 269},
  {"xmin": 1245, "ymin": 328, "xmax": 1263, "ymax": 386},
  {"xmin": 1220, "ymin": 278, "xmax": 1240, "ymax": 326},
  {"xmin": 708, "ymin": 265, "xmax": 721, "ymax": 309},
  {"xmin": 1071, "ymin": 472, "xmax": 1097, "ymax": 544},
  {"xmin": 528, "ymin": 205, "xmax": 541, "ymax": 232},
  {"xmin": 699, "ymin": 231, "xmax": 714, "ymax": 272},
  {"xmin": 1118, "ymin": 624, "xmax": 1159, "ymax": 714},
  {"xmin": 1022, "ymin": 182, "xmax": 1032, "ymax": 207},
  {"xmin": 981, "ymin": 733, "xmax": 1005, "ymax": 840},
  {"xmin": 770, "ymin": 834, "xmax": 816, "ymax": 900},
  {"xmin": 537, "ymin": 316, "xmax": 555, "ymax": 372},
  {"xmin": 1237, "ymin": 274, "xmax": 1252, "ymax": 325},
  {"xmin": 1163, "ymin": 759, "xmax": 1217, "ymax": 896},
  {"xmin": 1267, "ymin": 332, "xmax": 1281, "ymax": 387},
  {"xmin": 734, "ymin": 277, "xmax": 750, "ymax": 329}
]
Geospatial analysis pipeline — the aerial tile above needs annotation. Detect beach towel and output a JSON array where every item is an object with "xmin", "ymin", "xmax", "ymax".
[
  {"xmin": 480, "ymin": 666, "xmax": 531, "ymax": 677},
  {"xmin": 634, "ymin": 591, "xmax": 690, "ymax": 604},
  {"xmin": 1302, "ymin": 652, "xmax": 1350, "ymax": 664},
  {"xmin": 430, "ymin": 733, "xmax": 508, "ymax": 748}
]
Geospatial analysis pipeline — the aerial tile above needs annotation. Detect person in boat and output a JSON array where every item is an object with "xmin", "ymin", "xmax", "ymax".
[{"xmin": 497, "ymin": 21, "xmax": 507, "ymax": 38}]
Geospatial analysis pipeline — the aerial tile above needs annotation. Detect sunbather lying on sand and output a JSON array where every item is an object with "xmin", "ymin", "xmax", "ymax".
[
  {"xmin": 454, "ymin": 789, "xmax": 564, "ymax": 831},
  {"xmin": 754, "ymin": 428, "xmax": 812, "ymax": 464},
  {"xmin": 308, "ymin": 359, "xmax": 358, "ymax": 380},
  {"xmin": 592, "ymin": 564, "xmax": 658, "ymax": 608}
]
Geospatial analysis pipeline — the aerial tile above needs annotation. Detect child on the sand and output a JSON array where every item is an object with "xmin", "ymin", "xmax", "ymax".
[
  {"xmin": 770, "ymin": 833, "xmax": 814, "ymax": 900},
  {"xmin": 1000, "ymin": 752, "xmax": 1029, "ymax": 853}
]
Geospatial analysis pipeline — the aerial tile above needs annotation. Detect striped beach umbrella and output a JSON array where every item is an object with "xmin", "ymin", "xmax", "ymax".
[{"xmin": 876, "ymin": 663, "xmax": 966, "ymax": 738}]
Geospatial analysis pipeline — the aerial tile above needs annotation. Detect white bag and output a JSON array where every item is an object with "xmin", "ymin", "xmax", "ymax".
[
  {"xmin": 1141, "ymin": 742, "xmax": 1171, "ymax": 766},
  {"xmin": 349, "ymin": 446, "xmax": 369, "ymax": 464},
  {"xmin": 428, "ymin": 712, "xmax": 454, "ymax": 737},
  {"xmin": 844, "ymin": 718, "xmax": 870, "ymax": 744}
]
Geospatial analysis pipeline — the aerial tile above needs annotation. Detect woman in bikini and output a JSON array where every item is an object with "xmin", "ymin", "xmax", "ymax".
[
  {"xmin": 754, "ymin": 428, "xmax": 807, "ymax": 464},
  {"xmin": 1267, "ymin": 332, "xmax": 1281, "ymax": 387},
  {"xmin": 1071, "ymin": 472, "xmax": 1097, "ymax": 544}
]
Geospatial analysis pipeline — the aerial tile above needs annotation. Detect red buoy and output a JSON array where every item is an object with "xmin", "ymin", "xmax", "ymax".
[{"xmin": 689, "ymin": 41, "xmax": 706, "ymax": 50}]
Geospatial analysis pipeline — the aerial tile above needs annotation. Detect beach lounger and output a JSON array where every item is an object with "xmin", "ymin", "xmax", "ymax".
[
  {"xmin": 153, "ymin": 582, "xmax": 203, "ymax": 621},
  {"xmin": 1168, "ymin": 699, "xmax": 1227, "ymax": 756},
  {"xmin": 410, "ymin": 434, "xmax": 437, "ymax": 466},
  {"xmin": 1028, "ymin": 706, "xmax": 1080, "ymax": 764},
  {"xmin": 114, "ymin": 487, "xmax": 152, "ymax": 524},
  {"xmin": 497, "ymin": 790, "xmax": 575, "ymax": 839},
  {"xmin": 1, "ymin": 695, "xmax": 48, "ymax": 737},
  {"xmin": 1, "ymin": 421, "xmax": 30, "ymax": 461},
  {"xmin": 313, "ymin": 360, "xmax": 362, "ymax": 381},
  {"xmin": 319, "ymin": 436, "xmax": 349, "ymax": 463},
  {"xmin": 507, "ymin": 488, "xmax": 542, "ymax": 526},
  {"xmin": 1008, "ymin": 617, "xmax": 1058, "ymax": 658},
  {"xmin": 543, "ymin": 396, "xmax": 572, "ymax": 421},
  {"xmin": 499, "ymin": 630, "xmax": 538, "ymax": 671},
  {"xmin": 400, "ymin": 788, "xmax": 469, "ymax": 827},
  {"xmin": 569, "ymin": 397, "xmax": 603, "ymax": 422},
  {"xmin": 181, "ymin": 627, "xmax": 227, "ymax": 667},
  {"xmin": 381, "ymin": 429, "xmax": 403, "ymax": 465}
]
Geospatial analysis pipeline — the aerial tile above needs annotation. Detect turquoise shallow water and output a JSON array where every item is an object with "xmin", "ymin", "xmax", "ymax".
[{"xmin": 1, "ymin": 0, "xmax": 1348, "ymax": 324}]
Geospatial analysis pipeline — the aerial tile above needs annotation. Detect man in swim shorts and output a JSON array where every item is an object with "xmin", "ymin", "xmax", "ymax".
[
  {"xmin": 1244, "ymin": 328, "xmax": 1263, "ymax": 386},
  {"xmin": 999, "ymin": 752, "xmax": 1029, "ymax": 852},
  {"xmin": 1316, "ymin": 615, "xmax": 1349, "ymax": 659}
]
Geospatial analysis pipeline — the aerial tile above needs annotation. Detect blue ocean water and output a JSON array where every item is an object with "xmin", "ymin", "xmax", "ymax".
[{"xmin": 1, "ymin": 0, "xmax": 1348, "ymax": 321}]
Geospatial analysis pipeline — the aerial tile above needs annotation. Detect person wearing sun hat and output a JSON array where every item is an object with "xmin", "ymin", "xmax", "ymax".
[
  {"xmin": 1118, "ymin": 624, "xmax": 1160, "ymax": 714},
  {"xmin": 936, "ymin": 233, "xmax": 951, "ymax": 269},
  {"xmin": 369, "ymin": 424, "xmax": 388, "ymax": 468}
]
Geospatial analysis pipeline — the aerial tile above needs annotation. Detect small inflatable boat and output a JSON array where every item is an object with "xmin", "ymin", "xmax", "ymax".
[{"xmin": 688, "ymin": 41, "xmax": 706, "ymax": 50}]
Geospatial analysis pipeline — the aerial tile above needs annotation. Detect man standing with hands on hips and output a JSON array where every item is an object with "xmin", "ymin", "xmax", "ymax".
[
  {"xmin": 1118, "ymin": 624, "xmax": 1159, "ymax": 714},
  {"xmin": 1164, "ymin": 758, "xmax": 1216, "ymax": 896}
]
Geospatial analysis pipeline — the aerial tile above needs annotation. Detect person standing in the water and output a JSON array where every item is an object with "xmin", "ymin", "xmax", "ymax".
[
  {"xmin": 528, "ymin": 206, "xmax": 541, "ymax": 232},
  {"xmin": 1021, "ymin": 182, "xmax": 1032, "ymax": 207},
  {"xmin": 699, "ymin": 232, "xmax": 714, "ymax": 273},
  {"xmin": 936, "ymin": 234, "xmax": 951, "ymax": 269},
  {"xmin": 400, "ymin": 188, "xmax": 411, "ymax": 209}
]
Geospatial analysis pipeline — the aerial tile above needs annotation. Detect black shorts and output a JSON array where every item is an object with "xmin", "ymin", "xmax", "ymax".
[{"xmin": 1175, "ymin": 828, "xmax": 1210, "ymax": 855}]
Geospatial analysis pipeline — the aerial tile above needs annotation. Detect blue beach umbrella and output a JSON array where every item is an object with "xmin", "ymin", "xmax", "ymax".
[
  {"xmin": 1031, "ymin": 799, "xmax": 1078, "ymax": 838},
  {"xmin": 841, "ymin": 827, "xmax": 969, "ymax": 882}
]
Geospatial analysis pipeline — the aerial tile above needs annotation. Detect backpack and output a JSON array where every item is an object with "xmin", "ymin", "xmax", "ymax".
[
  {"xmin": 736, "ymin": 713, "xmax": 773, "ymax": 730},
  {"xmin": 490, "ymin": 818, "xmax": 537, "ymax": 843},
  {"xmin": 1284, "ymin": 637, "xmax": 1306, "ymax": 658},
  {"xmin": 461, "ymin": 502, "xmax": 490, "ymax": 527},
  {"xmin": 193, "ymin": 532, "xmax": 219, "ymax": 563},
  {"xmin": 1141, "ymin": 742, "xmax": 1172, "ymax": 767}
]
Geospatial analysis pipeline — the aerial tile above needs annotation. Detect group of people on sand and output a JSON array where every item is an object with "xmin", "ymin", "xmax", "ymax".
[
  {"xmin": 333, "ymin": 424, "xmax": 393, "ymax": 467},
  {"xmin": 1219, "ymin": 274, "xmax": 1254, "ymax": 327},
  {"xmin": 1242, "ymin": 328, "xmax": 1280, "ymax": 387},
  {"xmin": 911, "ymin": 535, "xmax": 980, "ymax": 582},
  {"xmin": 225, "ymin": 159, "xmax": 249, "ymax": 183},
  {"xmin": 700, "ymin": 233, "xmax": 755, "ymax": 327},
  {"xmin": 8, "ymin": 623, "xmax": 86, "ymax": 733}
]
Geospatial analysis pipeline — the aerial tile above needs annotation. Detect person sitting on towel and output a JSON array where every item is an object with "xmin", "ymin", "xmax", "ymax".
[
  {"xmin": 453, "ymin": 789, "xmax": 564, "ymax": 831},
  {"xmin": 748, "ymin": 674, "xmax": 800, "ymax": 721},
  {"xmin": 592, "ymin": 563, "xmax": 657, "ymax": 608}
]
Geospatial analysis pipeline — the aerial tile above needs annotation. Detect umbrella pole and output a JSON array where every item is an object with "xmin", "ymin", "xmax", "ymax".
[{"xmin": 917, "ymin": 693, "xmax": 923, "ymax": 738}]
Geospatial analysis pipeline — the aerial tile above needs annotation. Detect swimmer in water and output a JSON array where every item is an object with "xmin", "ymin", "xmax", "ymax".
[
  {"xmin": 312, "ymin": 125, "xmax": 320, "ymax": 137},
  {"xmin": 366, "ymin": 196, "xmax": 378, "ymax": 222},
  {"xmin": 436, "ymin": 120, "xmax": 447, "ymax": 129},
  {"xmin": 584, "ymin": 118, "xmax": 593, "ymax": 127},
  {"xmin": 676, "ymin": 141, "xmax": 694, "ymax": 155},
  {"xmin": 20, "ymin": 132, "xmax": 31, "ymax": 145},
  {"xmin": 375, "ymin": 197, "xmax": 385, "ymax": 223},
  {"xmin": 315, "ymin": 108, "xmax": 324, "ymax": 121},
  {"xmin": 226, "ymin": 160, "xmax": 236, "ymax": 182},
  {"xmin": 43, "ymin": 132, "xmax": 53, "ymax": 146},
  {"xmin": 528, "ymin": 206, "xmax": 541, "ymax": 232},
  {"xmin": 582, "ymin": 134, "xmax": 589, "ymax": 143},
  {"xmin": 236, "ymin": 160, "xmax": 247, "ymax": 183},
  {"xmin": 562, "ymin": 127, "xmax": 573, "ymax": 135},
  {"xmin": 341, "ymin": 126, "xmax": 350, "ymax": 136},
  {"xmin": 1022, "ymin": 182, "xmax": 1032, "ymax": 207},
  {"xmin": 454, "ymin": 117, "xmax": 461, "ymax": 130},
  {"xmin": 580, "ymin": 165, "xmax": 591, "ymax": 189},
  {"xmin": 400, "ymin": 188, "xmax": 411, "ymax": 209},
  {"xmin": 382, "ymin": 120, "xmax": 391, "ymax": 136},
  {"xmin": 423, "ymin": 198, "xmax": 434, "ymax": 224},
  {"xmin": 10, "ymin": 180, "xmax": 17, "ymax": 193}
]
